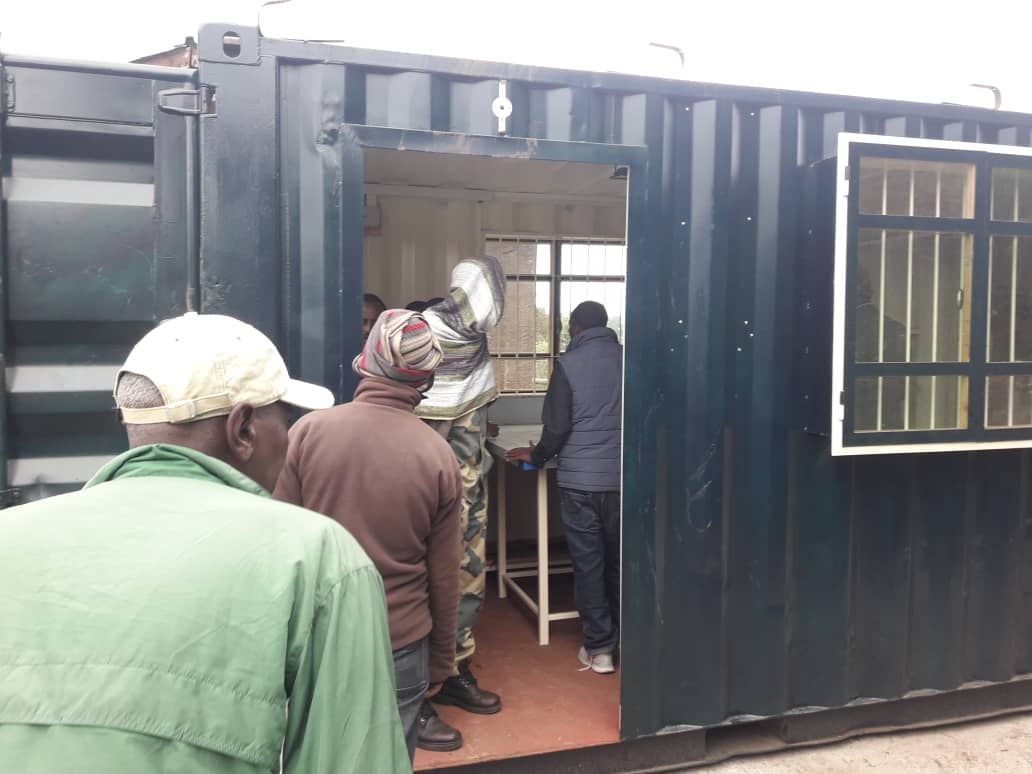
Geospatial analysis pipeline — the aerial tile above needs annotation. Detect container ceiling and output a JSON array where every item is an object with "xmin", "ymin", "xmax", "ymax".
[{"xmin": 364, "ymin": 148, "xmax": 626, "ymax": 200}]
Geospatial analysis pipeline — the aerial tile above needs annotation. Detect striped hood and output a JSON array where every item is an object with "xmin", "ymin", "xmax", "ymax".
[{"xmin": 416, "ymin": 256, "xmax": 506, "ymax": 420}]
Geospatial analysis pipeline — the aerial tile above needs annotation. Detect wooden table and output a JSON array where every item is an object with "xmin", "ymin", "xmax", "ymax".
[{"xmin": 487, "ymin": 424, "xmax": 577, "ymax": 645}]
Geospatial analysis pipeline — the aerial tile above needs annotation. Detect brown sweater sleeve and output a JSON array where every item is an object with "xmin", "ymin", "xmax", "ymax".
[
  {"xmin": 273, "ymin": 421, "xmax": 306, "ymax": 507},
  {"xmin": 426, "ymin": 458, "xmax": 463, "ymax": 684}
]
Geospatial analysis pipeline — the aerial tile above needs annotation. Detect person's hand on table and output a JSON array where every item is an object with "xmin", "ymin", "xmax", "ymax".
[
  {"xmin": 487, "ymin": 422, "xmax": 500, "ymax": 438},
  {"xmin": 505, "ymin": 446, "xmax": 535, "ymax": 464}
]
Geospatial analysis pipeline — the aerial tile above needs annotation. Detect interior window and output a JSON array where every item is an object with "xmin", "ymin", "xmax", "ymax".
[{"xmin": 486, "ymin": 236, "xmax": 626, "ymax": 393}]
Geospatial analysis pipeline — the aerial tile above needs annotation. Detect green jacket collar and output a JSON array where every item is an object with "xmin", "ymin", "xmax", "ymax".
[{"xmin": 84, "ymin": 443, "xmax": 269, "ymax": 498}]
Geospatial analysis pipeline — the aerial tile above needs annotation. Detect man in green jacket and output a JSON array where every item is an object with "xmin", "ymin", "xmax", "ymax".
[{"xmin": 0, "ymin": 312, "xmax": 411, "ymax": 774}]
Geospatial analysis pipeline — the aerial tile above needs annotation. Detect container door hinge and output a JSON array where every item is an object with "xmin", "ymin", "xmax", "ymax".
[
  {"xmin": 0, "ymin": 487, "xmax": 22, "ymax": 508},
  {"xmin": 158, "ymin": 85, "xmax": 216, "ymax": 116},
  {"xmin": 4, "ymin": 72, "xmax": 15, "ymax": 111}
]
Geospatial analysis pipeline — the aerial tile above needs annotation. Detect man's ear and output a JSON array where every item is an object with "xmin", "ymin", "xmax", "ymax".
[{"xmin": 225, "ymin": 403, "xmax": 257, "ymax": 463}]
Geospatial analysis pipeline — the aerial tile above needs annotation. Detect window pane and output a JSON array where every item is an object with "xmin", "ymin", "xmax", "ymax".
[
  {"xmin": 855, "ymin": 229, "xmax": 971, "ymax": 364},
  {"xmin": 491, "ymin": 357, "xmax": 554, "ymax": 394},
  {"xmin": 487, "ymin": 279, "xmax": 551, "ymax": 355},
  {"xmin": 882, "ymin": 231, "xmax": 909, "ymax": 362},
  {"xmin": 885, "ymin": 167, "xmax": 911, "ymax": 216},
  {"xmin": 940, "ymin": 165, "xmax": 975, "ymax": 220},
  {"xmin": 536, "ymin": 243, "xmax": 551, "ymax": 274},
  {"xmin": 988, "ymin": 236, "xmax": 1032, "ymax": 362},
  {"xmin": 932, "ymin": 375, "xmax": 968, "ymax": 430},
  {"xmin": 560, "ymin": 242, "xmax": 626, "ymax": 277},
  {"xmin": 986, "ymin": 375, "xmax": 1032, "ymax": 428},
  {"xmin": 493, "ymin": 358, "xmax": 536, "ymax": 393},
  {"xmin": 558, "ymin": 280, "xmax": 625, "ymax": 351},
  {"xmin": 563, "ymin": 242, "xmax": 590, "ymax": 275},
  {"xmin": 881, "ymin": 376, "xmax": 906, "ymax": 430},
  {"xmin": 855, "ymin": 230, "xmax": 883, "ymax": 362},
  {"xmin": 859, "ymin": 162, "xmax": 885, "ymax": 215},
  {"xmin": 910, "ymin": 232, "xmax": 936, "ymax": 363},
  {"xmin": 937, "ymin": 233, "xmax": 969, "ymax": 362},
  {"xmin": 991, "ymin": 168, "xmax": 1032, "ymax": 223},
  {"xmin": 858, "ymin": 157, "xmax": 974, "ymax": 218},
  {"xmin": 603, "ymin": 282, "xmax": 626, "ymax": 341},
  {"xmin": 989, "ymin": 236, "xmax": 1012, "ymax": 362},
  {"xmin": 485, "ymin": 238, "xmax": 550, "ymax": 275},
  {"xmin": 535, "ymin": 358, "xmax": 552, "ymax": 391},
  {"xmin": 854, "ymin": 377, "xmax": 880, "ymax": 432},
  {"xmin": 854, "ymin": 376, "xmax": 967, "ymax": 432}
]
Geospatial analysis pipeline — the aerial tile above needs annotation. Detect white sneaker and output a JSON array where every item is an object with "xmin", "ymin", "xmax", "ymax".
[{"xmin": 578, "ymin": 646, "xmax": 615, "ymax": 674}]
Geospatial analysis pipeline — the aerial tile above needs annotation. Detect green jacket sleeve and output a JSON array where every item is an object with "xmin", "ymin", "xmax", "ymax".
[{"xmin": 283, "ymin": 564, "xmax": 411, "ymax": 774}]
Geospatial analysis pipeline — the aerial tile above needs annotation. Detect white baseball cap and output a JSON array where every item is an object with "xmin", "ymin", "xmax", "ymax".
[{"xmin": 116, "ymin": 312, "xmax": 334, "ymax": 424}]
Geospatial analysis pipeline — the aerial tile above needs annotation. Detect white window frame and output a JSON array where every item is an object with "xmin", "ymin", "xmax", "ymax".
[{"xmin": 833, "ymin": 132, "xmax": 1032, "ymax": 456}]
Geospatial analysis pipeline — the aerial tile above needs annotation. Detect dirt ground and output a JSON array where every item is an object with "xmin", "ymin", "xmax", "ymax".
[{"xmin": 697, "ymin": 713, "xmax": 1032, "ymax": 773}]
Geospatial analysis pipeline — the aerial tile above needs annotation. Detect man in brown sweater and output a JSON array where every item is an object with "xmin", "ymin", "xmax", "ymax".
[{"xmin": 275, "ymin": 309, "xmax": 464, "ymax": 759}]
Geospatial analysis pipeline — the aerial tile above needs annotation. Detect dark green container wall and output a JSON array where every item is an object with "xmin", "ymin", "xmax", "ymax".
[
  {"xmin": 0, "ymin": 56, "xmax": 195, "ymax": 500},
  {"xmin": 43, "ymin": 26, "xmax": 1018, "ymax": 739},
  {"xmin": 622, "ymin": 104, "xmax": 1032, "ymax": 734},
  {"xmin": 628, "ymin": 106, "xmax": 1032, "ymax": 734}
]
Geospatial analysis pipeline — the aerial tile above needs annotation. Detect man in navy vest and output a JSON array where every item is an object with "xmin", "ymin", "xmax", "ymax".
[{"xmin": 507, "ymin": 301, "xmax": 622, "ymax": 674}]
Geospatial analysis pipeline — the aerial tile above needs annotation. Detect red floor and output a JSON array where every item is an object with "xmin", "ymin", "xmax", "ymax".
[{"xmin": 415, "ymin": 577, "xmax": 620, "ymax": 770}]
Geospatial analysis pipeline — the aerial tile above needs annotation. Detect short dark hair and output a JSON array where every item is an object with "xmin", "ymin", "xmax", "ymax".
[
  {"xmin": 405, "ymin": 300, "xmax": 428, "ymax": 313},
  {"xmin": 115, "ymin": 372, "xmax": 164, "ymax": 410},
  {"xmin": 570, "ymin": 301, "xmax": 608, "ymax": 331},
  {"xmin": 363, "ymin": 293, "xmax": 386, "ymax": 311},
  {"xmin": 425, "ymin": 297, "xmax": 445, "ymax": 307}
]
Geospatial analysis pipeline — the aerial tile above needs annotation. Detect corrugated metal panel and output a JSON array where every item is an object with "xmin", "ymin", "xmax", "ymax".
[
  {"xmin": 191, "ymin": 24, "xmax": 1032, "ymax": 741},
  {"xmin": 0, "ymin": 56, "xmax": 195, "ymax": 499}
]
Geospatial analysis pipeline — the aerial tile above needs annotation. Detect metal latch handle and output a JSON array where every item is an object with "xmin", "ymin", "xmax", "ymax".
[{"xmin": 158, "ymin": 86, "xmax": 215, "ymax": 116}]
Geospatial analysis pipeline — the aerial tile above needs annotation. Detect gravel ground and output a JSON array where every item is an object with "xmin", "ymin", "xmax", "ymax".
[{"xmin": 696, "ymin": 713, "xmax": 1032, "ymax": 773}]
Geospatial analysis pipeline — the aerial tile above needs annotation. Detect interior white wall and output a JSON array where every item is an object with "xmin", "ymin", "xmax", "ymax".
[{"xmin": 363, "ymin": 195, "xmax": 626, "ymax": 307}]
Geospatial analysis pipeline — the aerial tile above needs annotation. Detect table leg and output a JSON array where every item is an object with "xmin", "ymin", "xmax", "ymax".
[
  {"xmin": 496, "ymin": 460, "xmax": 507, "ymax": 599},
  {"xmin": 537, "ymin": 469, "xmax": 549, "ymax": 646}
]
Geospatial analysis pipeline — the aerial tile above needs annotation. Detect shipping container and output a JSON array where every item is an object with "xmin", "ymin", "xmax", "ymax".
[{"xmin": 5, "ymin": 23, "xmax": 1032, "ymax": 771}]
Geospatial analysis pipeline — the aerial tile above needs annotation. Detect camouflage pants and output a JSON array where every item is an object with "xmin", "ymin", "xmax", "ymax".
[{"xmin": 425, "ymin": 406, "xmax": 491, "ymax": 672}]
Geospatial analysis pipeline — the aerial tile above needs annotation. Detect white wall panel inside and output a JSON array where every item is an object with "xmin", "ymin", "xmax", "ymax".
[{"xmin": 362, "ymin": 150, "xmax": 627, "ymax": 307}]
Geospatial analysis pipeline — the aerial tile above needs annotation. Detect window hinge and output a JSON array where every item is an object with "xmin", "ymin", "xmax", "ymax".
[{"xmin": 158, "ymin": 85, "xmax": 216, "ymax": 116}]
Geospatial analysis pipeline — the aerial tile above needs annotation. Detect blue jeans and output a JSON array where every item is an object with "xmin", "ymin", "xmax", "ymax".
[
  {"xmin": 558, "ymin": 488, "xmax": 620, "ymax": 655},
  {"xmin": 393, "ymin": 636, "xmax": 429, "ymax": 762}
]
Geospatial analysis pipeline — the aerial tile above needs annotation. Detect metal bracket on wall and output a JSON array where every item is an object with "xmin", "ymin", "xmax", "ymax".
[{"xmin": 158, "ymin": 86, "xmax": 216, "ymax": 116}]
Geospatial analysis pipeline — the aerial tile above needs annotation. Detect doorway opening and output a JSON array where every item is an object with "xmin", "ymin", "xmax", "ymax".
[{"xmin": 361, "ymin": 148, "xmax": 628, "ymax": 768}]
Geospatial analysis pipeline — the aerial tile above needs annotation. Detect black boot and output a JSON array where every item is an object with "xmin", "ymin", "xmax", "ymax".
[
  {"xmin": 417, "ymin": 700, "xmax": 463, "ymax": 752},
  {"xmin": 433, "ymin": 660, "xmax": 502, "ymax": 715}
]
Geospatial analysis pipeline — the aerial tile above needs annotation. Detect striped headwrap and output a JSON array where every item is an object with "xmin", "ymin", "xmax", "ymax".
[{"xmin": 352, "ymin": 309, "xmax": 443, "ymax": 391}]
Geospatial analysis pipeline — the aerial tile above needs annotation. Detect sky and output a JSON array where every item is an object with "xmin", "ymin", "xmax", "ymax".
[{"xmin": 2, "ymin": 0, "xmax": 1031, "ymax": 114}]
